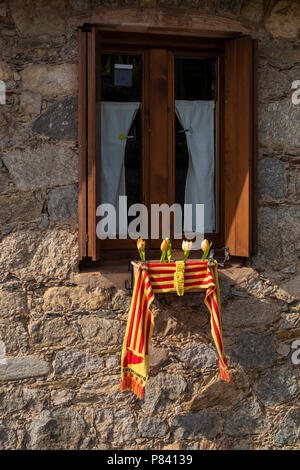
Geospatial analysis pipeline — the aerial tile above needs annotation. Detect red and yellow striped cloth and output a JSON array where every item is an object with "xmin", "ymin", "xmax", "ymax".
[{"xmin": 120, "ymin": 260, "xmax": 230, "ymax": 399}]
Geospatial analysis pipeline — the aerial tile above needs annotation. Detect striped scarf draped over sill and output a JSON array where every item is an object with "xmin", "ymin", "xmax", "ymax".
[{"xmin": 120, "ymin": 260, "xmax": 230, "ymax": 399}]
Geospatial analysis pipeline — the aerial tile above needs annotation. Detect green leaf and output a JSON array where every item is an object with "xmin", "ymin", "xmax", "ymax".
[{"xmin": 160, "ymin": 251, "xmax": 166, "ymax": 263}]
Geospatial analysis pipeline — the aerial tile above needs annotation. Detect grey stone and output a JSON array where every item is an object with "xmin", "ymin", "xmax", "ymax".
[
  {"xmin": 0, "ymin": 322, "xmax": 28, "ymax": 354},
  {"xmin": 280, "ymin": 274, "xmax": 300, "ymax": 300},
  {"xmin": 139, "ymin": 417, "xmax": 168, "ymax": 438},
  {"xmin": 258, "ymin": 158, "xmax": 286, "ymax": 198},
  {"xmin": 32, "ymin": 97, "xmax": 78, "ymax": 141},
  {"xmin": 150, "ymin": 346, "xmax": 169, "ymax": 370},
  {"xmin": 0, "ymin": 167, "xmax": 13, "ymax": 193},
  {"xmin": 219, "ymin": 279, "xmax": 232, "ymax": 304},
  {"xmin": 171, "ymin": 411, "xmax": 222, "ymax": 440},
  {"xmin": 1, "ymin": 226, "xmax": 13, "ymax": 234},
  {"xmin": 276, "ymin": 342, "xmax": 291, "ymax": 357},
  {"xmin": 224, "ymin": 401, "xmax": 270, "ymax": 436},
  {"xmin": 247, "ymin": 280, "xmax": 264, "ymax": 291},
  {"xmin": 274, "ymin": 408, "xmax": 300, "ymax": 446},
  {"xmin": 259, "ymin": 38, "xmax": 300, "ymax": 67},
  {"xmin": 231, "ymin": 441, "xmax": 252, "ymax": 450},
  {"xmin": 54, "ymin": 350, "xmax": 103, "ymax": 376},
  {"xmin": 0, "ymin": 289, "xmax": 28, "ymax": 319},
  {"xmin": 74, "ymin": 376, "xmax": 123, "ymax": 405},
  {"xmin": 142, "ymin": 373, "xmax": 187, "ymax": 414},
  {"xmin": 22, "ymin": 388, "xmax": 47, "ymax": 413},
  {"xmin": 0, "ymin": 228, "xmax": 78, "ymax": 282},
  {"xmin": 240, "ymin": 0, "xmax": 264, "ymax": 23},
  {"xmin": 112, "ymin": 291, "xmax": 132, "ymax": 311},
  {"xmin": 259, "ymin": 98, "xmax": 300, "ymax": 149},
  {"xmin": 0, "ymin": 386, "xmax": 46, "ymax": 415},
  {"xmin": 0, "ymin": 107, "xmax": 29, "ymax": 151},
  {"xmin": 0, "ymin": 420, "xmax": 17, "ymax": 449},
  {"xmin": 79, "ymin": 317, "xmax": 125, "ymax": 346},
  {"xmin": 179, "ymin": 343, "xmax": 218, "ymax": 370},
  {"xmin": 257, "ymin": 366, "xmax": 298, "ymax": 405},
  {"xmin": 0, "ymin": 356, "xmax": 49, "ymax": 381},
  {"xmin": 29, "ymin": 318, "xmax": 77, "ymax": 348},
  {"xmin": 43, "ymin": 286, "xmax": 107, "ymax": 313},
  {"xmin": 219, "ymin": 0, "xmax": 241, "ymax": 14},
  {"xmin": 258, "ymin": 66, "xmax": 300, "ymax": 102},
  {"xmin": 231, "ymin": 289, "xmax": 248, "ymax": 298},
  {"xmin": 273, "ymin": 287, "xmax": 294, "ymax": 303},
  {"xmin": 265, "ymin": 1, "xmax": 300, "ymax": 39},
  {"xmin": 0, "ymin": 5, "xmax": 7, "ymax": 18},
  {"xmin": 70, "ymin": 0, "xmax": 91, "ymax": 10},
  {"xmin": 0, "ymin": 388, "xmax": 27, "ymax": 414},
  {"xmin": 27, "ymin": 408, "xmax": 86, "ymax": 450},
  {"xmin": 186, "ymin": 371, "xmax": 250, "ymax": 411},
  {"xmin": 279, "ymin": 313, "xmax": 300, "ymax": 332},
  {"xmin": 51, "ymin": 389, "xmax": 74, "ymax": 406},
  {"xmin": 48, "ymin": 185, "xmax": 78, "ymax": 222},
  {"xmin": 97, "ymin": 310, "xmax": 116, "ymax": 319},
  {"xmin": 40, "ymin": 214, "xmax": 49, "ymax": 228},
  {"xmin": 139, "ymin": 0, "xmax": 156, "ymax": 6},
  {"xmin": 2, "ymin": 144, "xmax": 78, "ymax": 191},
  {"xmin": 231, "ymin": 332, "xmax": 276, "ymax": 369},
  {"xmin": 282, "ymin": 265, "xmax": 296, "ymax": 274},
  {"xmin": 223, "ymin": 298, "xmax": 279, "ymax": 329},
  {"xmin": 20, "ymin": 91, "xmax": 41, "ymax": 116},
  {"xmin": 105, "ymin": 356, "xmax": 119, "ymax": 369},
  {"xmin": 256, "ymin": 206, "xmax": 300, "ymax": 267},
  {"xmin": 10, "ymin": 0, "xmax": 67, "ymax": 38},
  {"xmin": 95, "ymin": 408, "xmax": 137, "ymax": 444},
  {"xmin": 0, "ymin": 192, "xmax": 43, "ymax": 227},
  {"xmin": 0, "ymin": 62, "xmax": 12, "ymax": 81},
  {"xmin": 21, "ymin": 64, "xmax": 77, "ymax": 96},
  {"xmin": 74, "ymin": 378, "xmax": 105, "ymax": 404}
]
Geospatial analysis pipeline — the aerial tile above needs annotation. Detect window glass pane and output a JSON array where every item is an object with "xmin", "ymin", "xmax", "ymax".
[
  {"xmin": 102, "ymin": 54, "xmax": 142, "ymax": 102},
  {"xmin": 100, "ymin": 54, "xmax": 142, "ymax": 236},
  {"xmin": 175, "ymin": 57, "xmax": 217, "ymax": 233}
]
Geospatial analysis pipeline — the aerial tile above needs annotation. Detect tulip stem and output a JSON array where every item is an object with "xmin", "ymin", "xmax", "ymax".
[{"xmin": 167, "ymin": 241, "xmax": 172, "ymax": 263}]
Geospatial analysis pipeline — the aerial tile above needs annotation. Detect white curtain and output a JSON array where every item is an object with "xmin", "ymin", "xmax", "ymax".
[
  {"xmin": 175, "ymin": 100, "xmax": 215, "ymax": 233},
  {"xmin": 100, "ymin": 101, "xmax": 140, "ymax": 233}
]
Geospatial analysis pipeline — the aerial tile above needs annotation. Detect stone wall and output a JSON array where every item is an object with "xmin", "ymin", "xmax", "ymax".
[{"xmin": 0, "ymin": 0, "xmax": 299, "ymax": 450}]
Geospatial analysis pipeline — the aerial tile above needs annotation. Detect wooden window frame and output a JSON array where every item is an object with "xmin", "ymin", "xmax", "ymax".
[{"xmin": 78, "ymin": 28, "xmax": 257, "ymax": 265}]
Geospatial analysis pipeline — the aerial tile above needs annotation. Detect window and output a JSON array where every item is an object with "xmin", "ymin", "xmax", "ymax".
[{"xmin": 78, "ymin": 29, "xmax": 257, "ymax": 263}]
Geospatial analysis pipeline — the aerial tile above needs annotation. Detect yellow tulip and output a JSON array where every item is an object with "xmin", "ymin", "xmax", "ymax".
[
  {"xmin": 160, "ymin": 238, "xmax": 169, "ymax": 252},
  {"xmin": 137, "ymin": 238, "xmax": 145, "ymax": 251},
  {"xmin": 201, "ymin": 239, "xmax": 209, "ymax": 252}
]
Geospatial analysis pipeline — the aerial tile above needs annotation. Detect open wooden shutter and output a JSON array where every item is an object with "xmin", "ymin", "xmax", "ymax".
[
  {"xmin": 78, "ymin": 28, "xmax": 88, "ymax": 260},
  {"xmin": 78, "ymin": 26, "xmax": 100, "ymax": 261},
  {"xmin": 87, "ymin": 27, "xmax": 98, "ymax": 261},
  {"xmin": 224, "ymin": 36, "xmax": 257, "ymax": 257}
]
